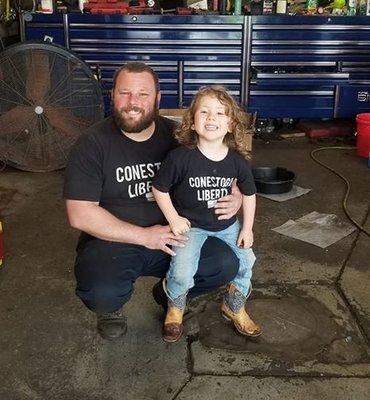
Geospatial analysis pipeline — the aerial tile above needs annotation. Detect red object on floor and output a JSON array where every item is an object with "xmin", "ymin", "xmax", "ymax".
[
  {"xmin": 297, "ymin": 120, "xmax": 355, "ymax": 139},
  {"xmin": 356, "ymin": 113, "xmax": 370, "ymax": 158}
]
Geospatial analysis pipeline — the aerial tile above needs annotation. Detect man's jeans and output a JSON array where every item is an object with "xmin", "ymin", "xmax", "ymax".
[
  {"xmin": 166, "ymin": 220, "xmax": 256, "ymax": 303},
  {"xmin": 74, "ymin": 235, "xmax": 239, "ymax": 314}
]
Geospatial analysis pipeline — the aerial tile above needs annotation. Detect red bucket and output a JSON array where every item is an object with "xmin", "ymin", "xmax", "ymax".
[{"xmin": 356, "ymin": 113, "xmax": 370, "ymax": 158}]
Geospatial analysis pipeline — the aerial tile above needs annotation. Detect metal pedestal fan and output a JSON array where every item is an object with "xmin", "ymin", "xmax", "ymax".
[{"xmin": 0, "ymin": 41, "xmax": 104, "ymax": 171}]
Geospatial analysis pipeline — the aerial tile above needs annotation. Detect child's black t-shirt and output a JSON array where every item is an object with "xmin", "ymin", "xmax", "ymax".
[{"xmin": 152, "ymin": 146, "xmax": 256, "ymax": 231}]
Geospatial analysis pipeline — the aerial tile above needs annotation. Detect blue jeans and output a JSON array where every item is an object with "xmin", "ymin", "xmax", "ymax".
[
  {"xmin": 166, "ymin": 220, "xmax": 256, "ymax": 302},
  {"xmin": 74, "ymin": 235, "xmax": 239, "ymax": 314}
]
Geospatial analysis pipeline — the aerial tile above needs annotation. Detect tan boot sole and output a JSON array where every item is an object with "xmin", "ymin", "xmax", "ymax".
[
  {"xmin": 163, "ymin": 323, "xmax": 183, "ymax": 343},
  {"xmin": 221, "ymin": 305, "xmax": 262, "ymax": 337}
]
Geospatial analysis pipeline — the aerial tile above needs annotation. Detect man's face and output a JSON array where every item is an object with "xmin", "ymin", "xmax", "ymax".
[{"xmin": 112, "ymin": 70, "xmax": 160, "ymax": 133}]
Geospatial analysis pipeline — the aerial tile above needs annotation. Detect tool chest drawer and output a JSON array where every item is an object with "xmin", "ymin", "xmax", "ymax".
[
  {"xmin": 248, "ymin": 89, "xmax": 334, "ymax": 119},
  {"xmin": 336, "ymin": 83, "xmax": 370, "ymax": 118},
  {"xmin": 22, "ymin": 12, "xmax": 65, "ymax": 45}
]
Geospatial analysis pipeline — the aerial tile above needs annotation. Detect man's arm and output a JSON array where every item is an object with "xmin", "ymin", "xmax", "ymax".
[{"xmin": 65, "ymin": 199, "xmax": 185, "ymax": 256}]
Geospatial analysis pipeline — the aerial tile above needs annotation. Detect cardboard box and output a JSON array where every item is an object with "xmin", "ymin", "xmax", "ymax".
[{"xmin": 159, "ymin": 108, "xmax": 185, "ymax": 124}]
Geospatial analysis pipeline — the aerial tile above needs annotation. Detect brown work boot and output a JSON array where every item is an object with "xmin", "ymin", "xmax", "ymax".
[
  {"xmin": 221, "ymin": 284, "xmax": 262, "ymax": 337},
  {"xmin": 163, "ymin": 306, "xmax": 184, "ymax": 343}
]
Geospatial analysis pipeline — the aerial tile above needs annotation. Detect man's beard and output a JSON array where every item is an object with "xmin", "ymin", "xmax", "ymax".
[{"xmin": 113, "ymin": 103, "xmax": 158, "ymax": 133}]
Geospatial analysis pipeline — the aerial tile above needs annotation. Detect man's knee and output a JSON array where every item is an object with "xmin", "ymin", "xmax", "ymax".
[
  {"xmin": 216, "ymin": 259, "xmax": 239, "ymax": 286},
  {"xmin": 201, "ymin": 237, "xmax": 239, "ymax": 280},
  {"xmin": 76, "ymin": 282, "xmax": 133, "ymax": 314},
  {"xmin": 74, "ymin": 240, "xmax": 145, "ymax": 313},
  {"xmin": 189, "ymin": 238, "xmax": 239, "ymax": 296}
]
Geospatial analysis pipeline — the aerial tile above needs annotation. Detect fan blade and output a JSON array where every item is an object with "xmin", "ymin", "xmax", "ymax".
[
  {"xmin": 0, "ymin": 106, "xmax": 35, "ymax": 135},
  {"xmin": 25, "ymin": 51, "xmax": 50, "ymax": 104},
  {"xmin": 43, "ymin": 107, "xmax": 91, "ymax": 138}
]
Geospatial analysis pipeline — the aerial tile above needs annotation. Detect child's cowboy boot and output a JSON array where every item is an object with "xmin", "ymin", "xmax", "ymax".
[
  {"xmin": 221, "ymin": 283, "xmax": 262, "ymax": 337},
  {"xmin": 163, "ymin": 305, "xmax": 185, "ymax": 343},
  {"xmin": 162, "ymin": 280, "xmax": 186, "ymax": 343}
]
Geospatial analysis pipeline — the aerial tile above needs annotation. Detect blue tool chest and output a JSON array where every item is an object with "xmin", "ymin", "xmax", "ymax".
[
  {"xmin": 21, "ymin": 13, "xmax": 370, "ymax": 118},
  {"xmin": 250, "ymin": 15, "xmax": 370, "ymax": 119}
]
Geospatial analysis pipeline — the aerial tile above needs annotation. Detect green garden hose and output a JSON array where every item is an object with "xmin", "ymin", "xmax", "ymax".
[{"xmin": 310, "ymin": 146, "xmax": 370, "ymax": 236}]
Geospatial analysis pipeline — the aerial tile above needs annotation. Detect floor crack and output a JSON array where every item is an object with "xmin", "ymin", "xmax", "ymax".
[{"xmin": 336, "ymin": 206, "xmax": 370, "ymax": 345}]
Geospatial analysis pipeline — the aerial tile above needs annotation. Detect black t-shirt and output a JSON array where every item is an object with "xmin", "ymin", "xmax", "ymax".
[
  {"xmin": 63, "ymin": 115, "xmax": 178, "ymax": 228},
  {"xmin": 152, "ymin": 146, "xmax": 256, "ymax": 231}
]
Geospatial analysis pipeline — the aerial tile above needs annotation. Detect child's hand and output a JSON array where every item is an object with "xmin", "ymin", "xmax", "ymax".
[
  {"xmin": 237, "ymin": 229, "xmax": 254, "ymax": 249},
  {"xmin": 169, "ymin": 216, "xmax": 191, "ymax": 236}
]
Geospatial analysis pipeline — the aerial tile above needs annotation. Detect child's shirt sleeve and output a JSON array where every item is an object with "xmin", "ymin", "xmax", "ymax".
[
  {"xmin": 234, "ymin": 153, "xmax": 257, "ymax": 196},
  {"xmin": 152, "ymin": 148, "xmax": 182, "ymax": 193}
]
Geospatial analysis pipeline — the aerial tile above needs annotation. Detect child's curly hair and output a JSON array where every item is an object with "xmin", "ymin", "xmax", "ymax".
[{"xmin": 175, "ymin": 85, "xmax": 253, "ymax": 159}]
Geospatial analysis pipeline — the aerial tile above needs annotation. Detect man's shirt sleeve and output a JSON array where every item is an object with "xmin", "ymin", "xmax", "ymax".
[{"xmin": 63, "ymin": 135, "xmax": 104, "ymax": 202}]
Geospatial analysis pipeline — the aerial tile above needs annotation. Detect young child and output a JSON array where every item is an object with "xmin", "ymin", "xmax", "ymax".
[{"xmin": 152, "ymin": 86, "xmax": 261, "ymax": 343}]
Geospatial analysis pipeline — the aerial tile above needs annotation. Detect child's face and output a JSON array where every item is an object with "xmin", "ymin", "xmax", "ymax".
[{"xmin": 192, "ymin": 95, "xmax": 230, "ymax": 144}]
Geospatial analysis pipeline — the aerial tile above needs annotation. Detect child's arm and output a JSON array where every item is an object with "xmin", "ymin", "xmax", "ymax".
[
  {"xmin": 237, "ymin": 194, "xmax": 256, "ymax": 248},
  {"xmin": 152, "ymin": 187, "xmax": 191, "ymax": 236}
]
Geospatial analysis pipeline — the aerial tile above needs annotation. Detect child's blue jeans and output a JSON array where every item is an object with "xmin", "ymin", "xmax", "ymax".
[{"xmin": 166, "ymin": 220, "xmax": 256, "ymax": 305}]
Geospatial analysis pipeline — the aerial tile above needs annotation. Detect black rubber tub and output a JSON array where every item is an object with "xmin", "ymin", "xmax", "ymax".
[{"xmin": 252, "ymin": 167, "xmax": 296, "ymax": 194}]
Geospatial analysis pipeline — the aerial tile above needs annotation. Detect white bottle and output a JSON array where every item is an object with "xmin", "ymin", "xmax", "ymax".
[
  {"xmin": 79, "ymin": 0, "xmax": 87, "ymax": 12},
  {"xmin": 367, "ymin": 0, "xmax": 370, "ymax": 14},
  {"xmin": 348, "ymin": 0, "xmax": 357, "ymax": 15},
  {"xmin": 276, "ymin": 0, "xmax": 287, "ymax": 13},
  {"xmin": 41, "ymin": 0, "xmax": 53, "ymax": 13},
  {"xmin": 358, "ymin": 0, "xmax": 367, "ymax": 13}
]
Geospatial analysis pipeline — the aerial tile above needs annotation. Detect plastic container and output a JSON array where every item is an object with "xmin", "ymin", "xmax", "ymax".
[
  {"xmin": 41, "ymin": 0, "xmax": 53, "ymax": 13},
  {"xmin": 234, "ymin": 0, "xmax": 242, "ymax": 14},
  {"xmin": 306, "ymin": 0, "xmax": 318, "ymax": 12},
  {"xmin": 252, "ymin": 167, "xmax": 295, "ymax": 194},
  {"xmin": 79, "ymin": 0, "xmax": 87, "ymax": 12},
  {"xmin": 355, "ymin": 113, "xmax": 370, "ymax": 157}
]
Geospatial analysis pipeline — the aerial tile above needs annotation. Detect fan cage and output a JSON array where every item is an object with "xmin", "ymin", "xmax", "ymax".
[{"xmin": 0, "ymin": 41, "xmax": 105, "ymax": 172}]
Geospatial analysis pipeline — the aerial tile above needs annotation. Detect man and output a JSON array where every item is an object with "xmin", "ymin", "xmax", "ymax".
[{"xmin": 64, "ymin": 62, "xmax": 241, "ymax": 340}]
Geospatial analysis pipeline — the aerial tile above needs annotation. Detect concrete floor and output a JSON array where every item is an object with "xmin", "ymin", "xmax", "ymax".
[{"xmin": 0, "ymin": 139, "xmax": 369, "ymax": 400}]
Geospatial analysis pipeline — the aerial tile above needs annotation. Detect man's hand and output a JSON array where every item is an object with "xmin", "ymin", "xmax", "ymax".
[
  {"xmin": 214, "ymin": 180, "xmax": 242, "ymax": 220},
  {"xmin": 169, "ymin": 216, "xmax": 191, "ymax": 236},
  {"xmin": 237, "ymin": 229, "xmax": 254, "ymax": 249},
  {"xmin": 142, "ymin": 224, "xmax": 188, "ymax": 256}
]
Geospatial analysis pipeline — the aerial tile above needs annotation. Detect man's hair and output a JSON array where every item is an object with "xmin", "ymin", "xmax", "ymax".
[{"xmin": 112, "ymin": 62, "xmax": 160, "ymax": 93}]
